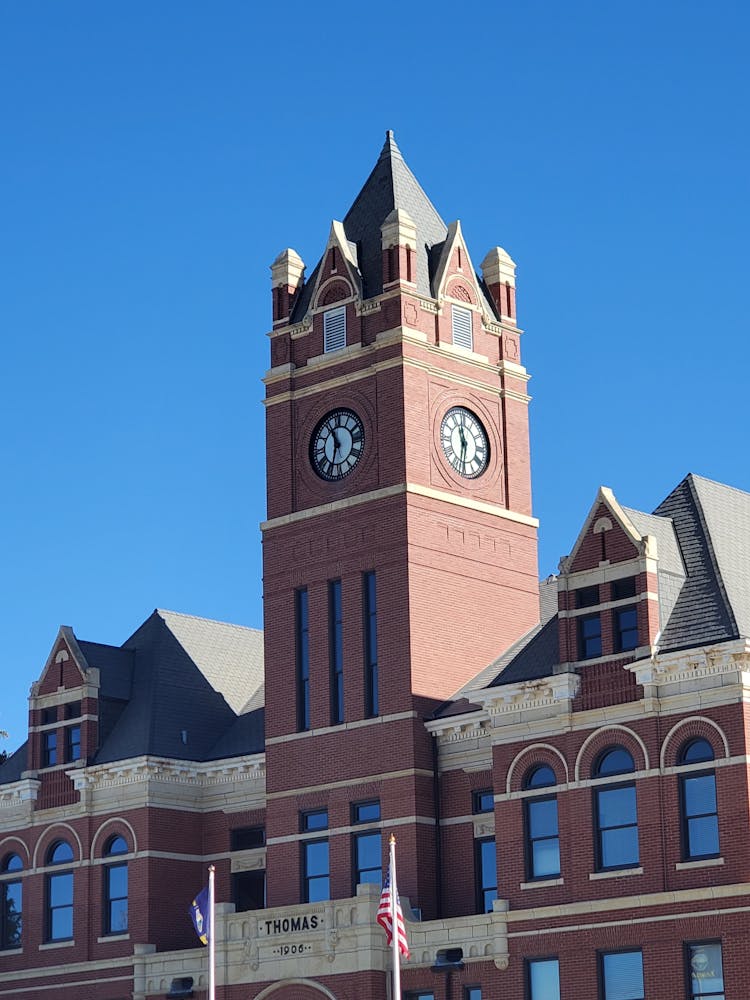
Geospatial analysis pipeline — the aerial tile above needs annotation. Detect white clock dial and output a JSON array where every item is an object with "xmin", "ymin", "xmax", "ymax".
[
  {"xmin": 310, "ymin": 409, "xmax": 365, "ymax": 481},
  {"xmin": 440, "ymin": 406, "xmax": 489, "ymax": 479}
]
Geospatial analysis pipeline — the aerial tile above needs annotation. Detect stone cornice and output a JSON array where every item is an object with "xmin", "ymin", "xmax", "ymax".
[
  {"xmin": 68, "ymin": 754, "xmax": 265, "ymax": 794},
  {"xmin": 626, "ymin": 639, "xmax": 750, "ymax": 695},
  {"xmin": 0, "ymin": 777, "xmax": 40, "ymax": 810},
  {"xmin": 475, "ymin": 673, "xmax": 580, "ymax": 723}
]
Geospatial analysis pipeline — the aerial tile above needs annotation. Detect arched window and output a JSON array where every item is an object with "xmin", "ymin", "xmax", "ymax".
[
  {"xmin": 103, "ymin": 835, "xmax": 129, "ymax": 934},
  {"xmin": 46, "ymin": 841, "xmax": 74, "ymax": 942},
  {"xmin": 679, "ymin": 739, "xmax": 720, "ymax": 860},
  {"xmin": 523, "ymin": 765, "xmax": 560, "ymax": 880},
  {"xmin": 592, "ymin": 746, "xmax": 639, "ymax": 871},
  {"xmin": 1, "ymin": 854, "xmax": 23, "ymax": 950}
]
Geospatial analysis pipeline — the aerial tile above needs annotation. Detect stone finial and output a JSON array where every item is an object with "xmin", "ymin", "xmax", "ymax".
[
  {"xmin": 481, "ymin": 247, "xmax": 516, "ymax": 288},
  {"xmin": 380, "ymin": 208, "xmax": 417, "ymax": 251},
  {"xmin": 270, "ymin": 248, "xmax": 305, "ymax": 291}
]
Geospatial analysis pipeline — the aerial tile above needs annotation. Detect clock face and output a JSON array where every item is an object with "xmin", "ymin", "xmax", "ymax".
[
  {"xmin": 310, "ymin": 408, "xmax": 365, "ymax": 481},
  {"xmin": 440, "ymin": 406, "xmax": 489, "ymax": 479}
]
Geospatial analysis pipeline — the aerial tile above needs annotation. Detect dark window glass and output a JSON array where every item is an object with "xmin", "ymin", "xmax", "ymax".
[
  {"xmin": 687, "ymin": 941, "xmax": 724, "ymax": 999},
  {"xmin": 353, "ymin": 801, "xmax": 380, "ymax": 823},
  {"xmin": 303, "ymin": 840, "xmax": 329, "ymax": 902},
  {"xmin": 612, "ymin": 577, "xmax": 636, "ymax": 600},
  {"xmin": 354, "ymin": 831, "xmax": 382, "ymax": 887},
  {"xmin": 1, "ymin": 855, "xmax": 22, "ymax": 950},
  {"xmin": 296, "ymin": 588, "xmax": 310, "ymax": 731},
  {"xmin": 232, "ymin": 870, "xmax": 266, "ymax": 911},
  {"xmin": 329, "ymin": 580, "xmax": 344, "ymax": 724},
  {"xmin": 575, "ymin": 585, "xmax": 600, "ymax": 608},
  {"xmin": 681, "ymin": 774, "xmax": 720, "ymax": 859},
  {"xmin": 524, "ymin": 765, "xmax": 556, "ymax": 789},
  {"xmin": 472, "ymin": 789, "xmax": 494, "ymax": 814},
  {"xmin": 528, "ymin": 957, "xmax": 560, "ymax": 1000},
  {"xmin": 578, "ymin": 614, "xmax": 602, "ymax": 659},
  {"xmin": 103, "ymin": 837, "xmax": 128, "ymax": 935},
  {"xmin": 364, "ymin": 571, "xmax": 378, "ymax": 717},
  {"xmin": 302, "ymin": 809, "xmax": 328, "ymax": 832},
  {"xmin": 405, "ymin": 994, "xmax": 434, "ymax": 1000},
  {"xmin": 615, "ymin": 607, "xmax": 638, "ymax": 652},
  {"xmin": 526, "ymin": 797, "xmax": 560, "ymax": 879},
  {"xmin": 66, "ymin": 725, "xmax": 81, "ymax": 762},
  {"xmin": 595, "ymin": 748, "xmax": 635, "ymax": 777},
  {"xmin": 64, "ymin": 701, "xmax": 81, "ymax": 720},
  {"xmin": 43, "ymin": 730, "xmax": 57, "ymax": 767},
  {"xmin": 680, "ymin": 739, "xmax": 715, "ymax": 765},
  {"xmin": 464, "ymin": 989, "xmax": 482, "ymax": 1000},
  {"xmin": 600, "ymin": 949, "xmax": 644, "ymax": 1000},
  {"xmin": 475, "ymin": 838, "xmax": 497, "ymax": 913},
  {"xmin": 231, "ymin": 827, "xmax": 266, "ymax": 850},
  {"xmin": 47, "ymin": 871, "xmax": 74, "ymax": 941},
  {"xmin": 595, "ymin": 785, "xmax": 639, "ymax": 869},
  {"xmin": 41, "ymin": 707, "xmax": 57, "ymax": 725}
]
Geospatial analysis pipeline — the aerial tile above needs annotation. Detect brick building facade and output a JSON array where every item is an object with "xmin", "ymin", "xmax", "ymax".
[{"xmin": 1, "ymin": 133, "xmax": 748, "ymax": 1000}]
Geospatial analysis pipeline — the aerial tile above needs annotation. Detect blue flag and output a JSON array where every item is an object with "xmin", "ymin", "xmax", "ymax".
[{"xmin": 189, "ymin": 886, "xmax": 210, "ymax": 945}]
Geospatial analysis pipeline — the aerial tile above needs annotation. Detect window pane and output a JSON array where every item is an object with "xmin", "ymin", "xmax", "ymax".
[
  {"xmin": 305, "ymin": 841, "xmax": 329, "ymax": 876},
  {"xmin": 532, "ymin": 838, "xmax": 561, "ymax": 878},
  {"xmin": 689, "ymin": 942, "xmax": 724, "ymax": 996},
  {"xmin": 528, "ymin": 799, "xmax": 558, "ymax": 837},
  {"xmin": 354, "ymin": 801, "xmax": 380, "ymax": 823},
  {"xmin": 108, "ymin": 898, "xmax": 128, "ymax": 933},
  {"xmin": 2, "ymin": 881, "xmax": 22, "ymax": 947},
  {"xmin": 303, "ymin": 809, "xmax": 328, "ymax": 831},
  {"xmin": 596, "ymin": 748, "xmax": 635, "ymax": 776},
  {"xmin": 681, "ymin": 739, "xmax": 714, "ymax": 764},
  {"xmin": 687, "ymin": 816, "xmax": 720, "ymax": 857},
  {"xmin": 529, "ymin": 958, "xmax": 560, "ymax": 1000},
  {"xmin": 602, "ymin": 950, "xmax": 644, "ymax": 1000},
  {"xmin": 525, "ymin": 765, "xmax": 556, "ymax": 789},
  {"xmin": 601, "ymin": 826, "xmax": 639, "ymax": 868},
  {"xmin": 49, "ymin": 872, "xmax": 73, "ymax": 907},
  {"xmin": 464, "ymin": 989, "xmax": 481, "ymax": 1000},
  {"xmin": 50, "ymin": 841, "xmax": 74, "ymax": 864},
  {"xmin": 107, "ymin": 865, "xmax": 128, "ymax": 898},
  {"xmin": 2, "ymin": 854, "xmax": 22, "ymax": 873},
  {"xmin": 106, "ymin": 836, "xmax": 128, "ymax": 856},
  {"xmin": 597, "ymin": 786, "xmax": 637, "ymax": 827},
  {"xmin": 356, "ymin": 831, "xmax": 382, "ymax": 884},
  {"xmin": 306, "ymin": 875, "xmax": 330, "ymax": 902},
  {"xmin": 684, "ymin": 775, "xmax": 717, "ymax": 815}
]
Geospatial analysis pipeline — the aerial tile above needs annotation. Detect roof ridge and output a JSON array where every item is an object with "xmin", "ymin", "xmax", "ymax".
[
  {"xmin": 156, "ymin": 608, "xmax": 262, "ymax": 634},
  {"xmin": 687, "ymin": 472, "xmax": 750, "ymax": 498},
  {"xmin": 684, "ymin": 477, "xmax": 739, "ymax": 638}
]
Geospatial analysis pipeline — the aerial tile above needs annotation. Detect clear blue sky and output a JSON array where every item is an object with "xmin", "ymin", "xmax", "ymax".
[{"xmin": 2, "ymin": 2, "xmax": 748, "ymax": 750}]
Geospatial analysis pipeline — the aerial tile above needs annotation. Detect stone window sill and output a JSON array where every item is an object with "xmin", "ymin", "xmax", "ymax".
[
  {"xmin": 39, "ymin": 939, "xmax": 75, "ymax": 950},
  {"xmin": 97, "ymin": 933, "xmax": 130, "ymax": 943},
  {"xmin": 589, "ymin": 866, "xmax": 643, "ymax": 881},
  {"xmin": 520, "ymin": 878, "xmax": 564, "ymax": 889},
  {"xmin": 675, "ymin": 857, "xmax": 724, "ymax": 871}
]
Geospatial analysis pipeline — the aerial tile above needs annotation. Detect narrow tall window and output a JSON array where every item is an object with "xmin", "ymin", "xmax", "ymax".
[
  {"xmin": 451, "ymin": 305, "xmax": 473, "ymax": 350},
  {"xmin": 527, "ymin": 958, "xmax": 560, "ymax": 1000},
  {"xmin": 523, "ymin": 765, "xmax": 560, "ymax": 880},
  {"xmin": 475, "ymin": 838, "xmax": 497, "ymax": 913},
  {"xmin": 1, "ymin": 854, "xmax": 22, "ymax": 950},
  {"xmin": 66, "ymin": 725, "xmax": 81, "ymax": 762},
  {"xmin": 615, "ymin": 607, "xmax": 639, "ymax": 652},
  {"xmin": 687, "ymin": 941, "xmax": 724, "ymax": 999},
  {"xmin": 302, "ymin": 809, "xmax": 329, "ymax": 903},
  {"xmin": 679, "ymin": 739, "xmax": 720, "ymax": 860},
  {"xmin": 296, "ymin": 588, "xmax": 310, "ymax": 731},
  {"xmin": 579, "ymin": 614, "xmax": 602, "ymax": 659},
  {"xmin": 46, "ymin": 841, "xmax": 74, "ymax": 942},
  {"xmin": 43, "ymin": 730, "xmax": 57, "ymax": 767},
  {"xmin": 353, "ymin": 800, "xmax": 381, "ymax": 889},
  {"xmin": 103, "ymin": 836, "xmax": 128, "ymax": 934},
  {"xmin": 593, "ymin": 748, "xmax": 639, "ymax": 870},
  {"xmin": 600, "ymin": 949, "xmax": 644, "ymax": 1000},
  {"xmin": 323, "ymin": 306, "xmax": 346, "ymax": 353},
  {"xmin": 363, "ymin": 571, "xmax": 378, "ymax": 717},
  {"xmin": 329, "ymin": 580, "xmax": 344, "ymax": 725}
]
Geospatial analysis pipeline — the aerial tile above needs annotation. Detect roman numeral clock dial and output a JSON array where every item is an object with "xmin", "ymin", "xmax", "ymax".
[
  {"xmin": 310, "ymin": 408, "xmax": 365, "ymax": 481},
  {"xmin": 440, "ymin": 406, "xmax": 489, "ymax": 479}
]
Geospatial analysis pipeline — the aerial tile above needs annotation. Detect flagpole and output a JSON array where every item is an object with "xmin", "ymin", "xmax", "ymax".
[
  {"xmin": 208, "ymin": 864, "xmax": 216, "ymax": 1000},
  {"xmin": 389, "ymin": 835, "xmax": 402, "ymax": 1000}
]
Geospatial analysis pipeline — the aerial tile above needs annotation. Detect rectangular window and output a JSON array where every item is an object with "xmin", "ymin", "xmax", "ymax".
[
  {"xmin": 595, "ymin": 784, "xmax": 639, "ymax": 869},
  {"xmin": 464, "ymin": 989, "xmax": 481, "ymax": 1000},
  {"xmin": 615, "ymin": 607, "xmax": 639, "ymax": 652},
  {"xmin": 43, "ymin": 731, "xmax": 57, "ymax": 768},
  {"xmin": 329, "ymin": 580, "xmax": 344, "ymax": 724},
  {"xmin": 303, "ymin": 840, "xmax": 329, "ymax": 903},
  {"xmin": 232, "ymin": 870, "xmax": 266, "ymax": 912},
  {"xmin": 323, "ymin": 306, "xmax": 346, "ymax": 352},
  {"xmin": 575, "ymin": 585, "xmax": 600, "ymax": 608},
  {"xmin": 302, "ymin": 808, "xmax": 328, "ymax": 832},
  {"xmin": 41, "ymin": 707, "xmax": 57, "ymax": 726},
  {"xmin": 472, "ymin": 789, "xmax": 494, "ymax": 814},
  {"xmin": 363, "ymin": 571, "xmax": 379, "ymax": 717},
  {"xmin": 687, "ymin": 941, "xmax": 724, "ymax": 999},
  {"xmin": 681, "ymin": 773, "xmax": 720, "ymax": 859},
  {"xmin": 104, "ymin": 863, "xmax": 128, "ymax": 934},
  {"xmin": 612, "ymin": 577, "xmax": 636, "ymax": 600},
  {"xmin": 354, "ymin": 831, "xmax": 382, "ymax": 887},
  {"xmin": 600, "ymin": 949, "xmax": 644, "ymax": 1000},
  {"xmin": 353, "ymin": 800, "xmax": 381, "ymax": 824},
  {"xmin": 578, "ymin": 614, "xmax": 602, "ymax": 659},
  {"xmin": 0, "ymin": 881, "xmax": 22, "ymax": 949},
  {"xmin": 296, "ymin": 588, "xmax": 310, "ymax": 731},
  {"xmin": 65, "ymin": 726, "xmax": 81, "ymax": 762},
  {"xmin": 47, "ymin": 871, "xmax": 73, "ymax": 941},
  {"xmin": 475, "ymin": 838, "xmax": 497, "ymax": 913},
  {"xmin": 525, "ymin": 796, "xmax": 560, "ymax": 879},
  {"xmin": 230, "ymin": 826, "xmax": 265, "ymax": 851},
  {"xmin": 527, "ymin": 958, "xmax": 560, "ymax": 1000},
  {"xmin": 451, "ymin": 305, "xmax": 473, "ymax": 350},
  {"xmin": 64, "ymin": 701, "xmax": 81, "ymax": 720}
]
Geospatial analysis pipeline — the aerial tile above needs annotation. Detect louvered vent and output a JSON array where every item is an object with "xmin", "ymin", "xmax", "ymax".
[
  {"xmin": 451, "ymin": 305, "xmax": 473, "ymax": 350},
  {"xmin": 323, "ymin": 307, "xmax": 346, "ymax": 353}
]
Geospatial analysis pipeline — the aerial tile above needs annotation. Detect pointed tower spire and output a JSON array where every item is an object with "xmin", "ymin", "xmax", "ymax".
[{"xmin": 378, "ymin": 129, "xmax": 404, "ymax": 163}]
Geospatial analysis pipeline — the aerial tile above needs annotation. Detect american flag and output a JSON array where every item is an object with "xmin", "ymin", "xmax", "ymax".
[{"xmin": 376, "ymin": 863, "xmax": 410, "ymax": 958}]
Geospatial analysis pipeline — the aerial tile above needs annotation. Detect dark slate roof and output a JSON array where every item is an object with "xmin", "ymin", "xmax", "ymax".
[
  {"xmin": 290, "ymin": 132, "xmax": 496, "ymax": 321},
  {"xmin": 0, "ymin": 741, "xmax": 28, "ymax": 784},
  {"xmin": 77, "ymin": 641, "xmax": 134, "ymax": 700}
]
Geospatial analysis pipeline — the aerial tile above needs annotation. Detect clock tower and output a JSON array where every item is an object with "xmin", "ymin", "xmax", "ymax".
[{"xmin": 261, "ymin": 133, "xmax": 539, "ymax": 916}]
